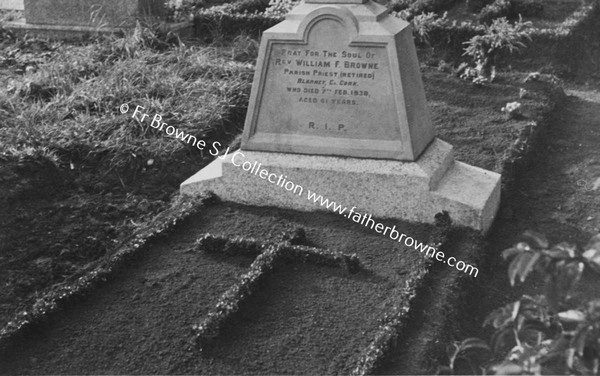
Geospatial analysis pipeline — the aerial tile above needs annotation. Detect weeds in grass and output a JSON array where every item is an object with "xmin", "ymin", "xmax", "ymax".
[
  {"xmin": 462, "ymin": 17, "xmax": 534, "ymax": 83},
  {"xmin": 0, "ymin": 24, "xmax": 252, "ymax": 181},
  {"xmin": 264, "ymin": 0, "xmax": 298, "ymax": 17},
  {"xmin": 231, "ymin": 33, "xmax": 259, "ymax": 62}
]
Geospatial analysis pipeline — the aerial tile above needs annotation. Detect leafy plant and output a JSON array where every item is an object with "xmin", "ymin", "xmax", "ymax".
[
  {"xmin": 478, "ymin": 0, "xmax": 513, "ymax": 24},
  {"xmin": 388, "ymin": 0, "xmax": 414, "ymax": 12},
  {"xmin": 478, "ymin": 0, "xmax": 544, "ymax": 24},
  {"xmin": 438, "ymin": 338, "xmax": 491, "ymax": 374},
  {"xmin": 193, "ymin": 234, "xmax": 361, "ymax": 348},
  {"xmin": 462, "ymin": 16, "xmax": 534, "ymax": 83},
  {"xmin": 441, "ymin": 231, "xmax": 600, "ymax": 375},
  {"xmin": 231, "ymin": 33, "xmax": 260, "ymax": 62},
  {"xmin": 411, "ymin": 12, "xmax": 449, "ymax": 45},
  {"xmin": 409, "ymin": 0, "xmax": 461, "ymax": 16},
  {"xmin": 467, "ymin": 0, "xmax": 495, "ymax": 13},
  {"xmin": 263, "ymin": 0, "xmax": 298, "ymax": 17}
]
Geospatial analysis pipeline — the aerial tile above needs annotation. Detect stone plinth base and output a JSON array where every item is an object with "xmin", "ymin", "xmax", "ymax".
[{"xmin": 180, "ymin": 138, "xmax": 501, "ymax": 232}]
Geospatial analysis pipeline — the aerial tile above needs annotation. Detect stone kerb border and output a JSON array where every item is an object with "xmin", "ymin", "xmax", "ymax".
[
  {"xmin": 192, "ymin": 232, "xmax": 362, "ymax": 348},
  {"xmin": 0, "ymin": 193, "xmax": 215, "ymax": 353}
]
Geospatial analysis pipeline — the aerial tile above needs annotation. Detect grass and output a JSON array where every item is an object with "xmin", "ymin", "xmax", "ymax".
[
  {"xmin": 0, "ymin": 13, "xmax": 559, "ymax": 339},
  {"xmin": 0, "ymin": 8, "xmax": 569, "ymax": 373},
  {"xmin": 0, "ymin": 23, "xmax": 253, "ymax": 326},
  {"xmin": 0, "ymin": 30, "xmax": 251, "ymax": 174}
]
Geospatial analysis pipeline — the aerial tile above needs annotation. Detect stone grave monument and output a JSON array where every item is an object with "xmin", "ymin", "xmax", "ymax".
[
  {"xmin": 5, "ymin": 0, "xmax": 189, "ymax": 39},
  {"xmin": 181, "ymin": 0, "xmax": 501, "ymax": 231}
]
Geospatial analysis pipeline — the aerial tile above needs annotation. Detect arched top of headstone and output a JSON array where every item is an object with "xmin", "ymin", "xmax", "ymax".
[
  {"xmin": 242, "ymin": 0, "xmax": 435, "ymax": 161},
  {"xmin": 298, "ymin": 6, "xmax": 359, "ymax": 42}
]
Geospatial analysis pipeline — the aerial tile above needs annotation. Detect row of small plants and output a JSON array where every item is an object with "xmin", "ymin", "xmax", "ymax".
[
  {"xmin": 0, "ymin": 22, "xmax": 254, "ymax": 328},
  {"xmin": 389, "ymin": 0, "xmax": 462, "ymax": 17},
  {"xmin": 192, "ymin": 232, "xmax": 361, "ymax": 348},
  {"xmin": 351, "ymin": 270, "xmax": 430, "ymax": 375},
  {"xmin": 442, "ymin": 231, "xmax": 600, "ymax": 375},
  {"xmin": 193, "ymin": 0, "xmax": 277, "ymax": 41},
  {"xmin": 413, "ymin": 0, "xmax": 597, "ymax": 65},
  {"xmin": 421, "ymin": 0, "xmax": 596, "ymax": 83},
  {"xmin": 464, "ymin": 0, "xmax": 543, "ymax": 24},
  {"xmin": 187, "ymin": 0, "xmax": 596, "ymax": 82},
  {"xmin": 263, "ymin": 0, "xmax": 467, "ymax": 18},
  {"xmin": 0, "ymin": 193, "xmax": 214, "ymax": 353},
  {"xmin": 351, "ymin": 212, "xmax": 453, "ymax": 375},
  {"xmin": 188, "ymin": 0, "xmax": 592, "ymax": 41},
  {"xmin": 351, "ymin": 69, "xmax": 564, "ymax": 374}
]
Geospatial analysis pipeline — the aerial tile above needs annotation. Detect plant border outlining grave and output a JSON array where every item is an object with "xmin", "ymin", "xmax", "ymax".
[
  {"xmin": 349, "ymin": 73, "xmax": 564, "ymax": 374},
  {"xmin": 190, "ymin": 0, "xmax": 598, "ymax": 62},
  {"xmin": 376, "ymin": 78, "xmax": 565, "ymax": 374},
  {"xmin": 351, "ymin": 211, "xmax": 451, "ymax": 375},
  {"xmin": 192, "ymin": 232, "xmax": 362, "ymax": 348},
  {"xmin": 0, "ymin": 192, "xmax": 217, "ymax": 353}
]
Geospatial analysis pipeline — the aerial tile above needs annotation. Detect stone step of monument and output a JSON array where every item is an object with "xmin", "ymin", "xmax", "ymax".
[
  {"xmin": 181, "ymin": 138, "xmax": 500, "ymax": 231},
  {"xmin": 182, "ymin": 0, "xmax": 501, "ymax": 231}
]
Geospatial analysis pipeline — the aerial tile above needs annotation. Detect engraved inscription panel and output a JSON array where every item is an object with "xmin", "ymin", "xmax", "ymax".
[{"xmin": 255, "ymin": 18, "xmax": 399, "ymax": 141}]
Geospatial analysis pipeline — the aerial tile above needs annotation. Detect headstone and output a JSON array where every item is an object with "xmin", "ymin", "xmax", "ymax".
[
  {"xmin": 4, "ymin": 0, "xmax": 192, "ymax": 40},
  {"xmin": 181, "ymin": 0, "xmax": 501, "ymax": 231},
  {"xmin": 242, "ymin": 0, "xmax": 433, "ymax": 160},
  {"xmin": 23, "ymin": 0, "xmax": 164, "ymax": 27}
]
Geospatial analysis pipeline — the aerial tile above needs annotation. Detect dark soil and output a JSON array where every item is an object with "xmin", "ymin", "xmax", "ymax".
[
  {"xmin": 0, "ymin": 158, "xmax": 173, "ymax": 327},
  {"xmin": 443, "ymin": 0, "xmax": 582, "ymax": 28},
  {"xmin": 0, "ymin": 32, "xmax": 250, "ymax": 328},
  {"xmin": 0, "ymin": 17, "xmax": 575, "ymax": 374},
  {"xmin": 378, "ymin": 226, "xmax": 485, "ymax": 375},
  {"xmin": 370, "ymin": 84, "xmax": 600, "ymax": 375},
  {"xmin": 424, "ymin": 70, "xmax": 556, "ymax": 173},
  {"xmin": 433, "ymin": 86, "xmax": 600, "ymax": 374},
  {"xmin": 0, "ymin": 66, "xmax": 552, "ymax": 335},
  {"xmin": 204, "ymin": 262, "xmax": 390, "ymax": 375},
  {"xmin": 0, "ymin": 202, "xmax": 433, "ymax": 374}
]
